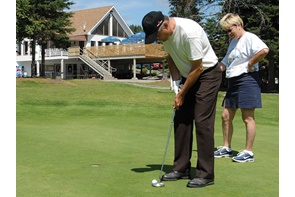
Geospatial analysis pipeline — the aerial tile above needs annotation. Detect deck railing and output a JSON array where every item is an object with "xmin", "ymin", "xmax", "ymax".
[
  {"xmin": 44, "ymin": 48, "xmax": 68, "ymax": 57},
  {"xmin": 84, "ymin": 44, "xmax": 168, "ymax": 58}
]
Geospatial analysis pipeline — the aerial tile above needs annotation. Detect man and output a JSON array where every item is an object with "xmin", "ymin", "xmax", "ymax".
[{"xmin": 142, "ymin": 11, "xmax": 222, "ymax": 188}]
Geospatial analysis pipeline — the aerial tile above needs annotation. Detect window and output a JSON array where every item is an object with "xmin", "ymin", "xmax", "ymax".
[
  {"xmin": 94, "ymin": 16, "xmax": 110, "ymax": 35},
  {"xmin": 91, "ymin": 15, "xmax": 128, "ymax": 38},
  {"xmin": 112, "ymin": 17, "xmax": 126, "ymax": 37}
]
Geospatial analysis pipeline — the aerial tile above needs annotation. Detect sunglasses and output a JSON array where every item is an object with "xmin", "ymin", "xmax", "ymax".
[
  {"xmin": 226, "ymin": 28, "xmax": 233, "ymax": 33},
  {"xmin": 225, "ymin": 25, "xmax": 237, "ymax": 33}
]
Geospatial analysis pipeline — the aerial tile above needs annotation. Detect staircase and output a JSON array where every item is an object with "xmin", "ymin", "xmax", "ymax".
[{"xmin": 79, "ymin": 48, "xmax": 117, "ymax": 80}]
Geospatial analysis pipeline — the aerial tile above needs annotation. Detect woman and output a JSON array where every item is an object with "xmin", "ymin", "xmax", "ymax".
[{"xmin": 214, "ymin": 13, "xmax": 269, "ymax": 163}]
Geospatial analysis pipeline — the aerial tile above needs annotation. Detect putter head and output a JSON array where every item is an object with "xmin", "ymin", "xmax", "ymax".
[{"xmin": 152, "ymin": 182, "xmax": 165, "ymax": 187}]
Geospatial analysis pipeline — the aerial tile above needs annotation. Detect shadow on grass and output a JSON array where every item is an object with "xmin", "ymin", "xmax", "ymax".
[
  {"xmin": 131, "ymin": 164, "xmax": 172, "ymax": 174},
  {"xmin": 231, "ymin": 150, "xmax": 239, "ymax": 156},
  {"xmin": 156, "ymin": 91, "xmax": 172, "ymax": 94},
  {"xmin": 131, "ymin": 164, "xmax": 197, "ymax": 177},
  {"xmin": 132, "ymin": 148, "xmax": 240, "ymax": 175}
]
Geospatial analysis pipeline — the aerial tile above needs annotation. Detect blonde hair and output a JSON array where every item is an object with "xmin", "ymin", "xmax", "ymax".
[{"xmin": 220, "ymin": 13, "xmax": 244, "ymax": 30}]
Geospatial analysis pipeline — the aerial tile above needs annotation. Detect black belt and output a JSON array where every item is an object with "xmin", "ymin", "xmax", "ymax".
[
  {"xmin": 181, "ymin": 62, "xmax": 218, "ymax": 82},
  {"xmin": 203, "ymin": 62, "xmax": 218, "ymax": 74}
]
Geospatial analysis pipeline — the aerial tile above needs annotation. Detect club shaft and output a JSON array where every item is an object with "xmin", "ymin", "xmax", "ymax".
[{"xmin": 159, "ymin": 109, "xmax": 176, "ymax": 180}]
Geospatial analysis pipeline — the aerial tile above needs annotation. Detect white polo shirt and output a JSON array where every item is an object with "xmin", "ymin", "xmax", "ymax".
[{"xmin": 163, "ymin": 17, "xmax": 218, "ymax": 78}]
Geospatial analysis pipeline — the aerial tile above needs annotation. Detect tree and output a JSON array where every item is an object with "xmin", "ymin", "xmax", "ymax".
[
  {"xmin": 168, "ymin": 0, "xmax": 201, "ymax": 21},
  {"xmin": 16, "ymin": 0, "xmax": 38, "ymax": 76},
  {"xmin": 36, "ymin": 0, "xmax": 75, "ymax": 77},
  {"xmin": 16, "ymin": 0, "xmax": 75, "ymax": 77},
  {"xmin": 129, "ymin": 25, "xmax": 143, "ymax": 34}
]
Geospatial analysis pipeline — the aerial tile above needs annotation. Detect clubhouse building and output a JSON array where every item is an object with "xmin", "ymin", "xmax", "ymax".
[{"xmin": 16, "ymin": 5, "xmax": 167, "ymax": 80}]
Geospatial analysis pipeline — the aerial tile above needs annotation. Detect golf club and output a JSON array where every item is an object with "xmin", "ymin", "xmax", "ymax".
[{"xmin": 152, "ymin": 109, "xmax": 176, "ymax": 187}]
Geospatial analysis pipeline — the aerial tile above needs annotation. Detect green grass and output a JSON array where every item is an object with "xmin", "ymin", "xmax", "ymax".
[{"xmin": 16, "ymin": 78, "xmax": 279, "ymax": 197}]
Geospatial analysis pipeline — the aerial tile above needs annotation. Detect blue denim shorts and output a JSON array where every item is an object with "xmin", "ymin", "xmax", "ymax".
[{"xmin": 222, "ymin": 72, "xmax": 262, "ymax": 109}]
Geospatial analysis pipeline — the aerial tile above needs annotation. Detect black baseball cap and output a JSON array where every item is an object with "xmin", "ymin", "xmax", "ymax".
[{"xmin": 142, "ymin": 11, "xmax": 164, "ymax": 44}]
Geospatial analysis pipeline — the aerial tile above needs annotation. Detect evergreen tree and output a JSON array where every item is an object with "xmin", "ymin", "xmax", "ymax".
[
  {"xmin": 16, "ymin": 0, "xmax": 75, "ymax": 77},
  {"xmin": 16, "ymin": 0, "xmax": 39, "ymax": 76},
  {"xmin": 129, "ymin": 25, "xmax": 143, "ymax": 34},
  {"xmin": 168, "ymin": 0, "xmax": 201, "ymax": 21}
]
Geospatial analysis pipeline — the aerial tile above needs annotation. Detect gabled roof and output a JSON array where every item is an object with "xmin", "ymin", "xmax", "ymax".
[{"xmin": 69, "ymin": 5, "xmax": 133, "ymax": 37}]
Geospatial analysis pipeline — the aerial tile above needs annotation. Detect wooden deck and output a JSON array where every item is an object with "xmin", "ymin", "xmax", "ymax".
[{"xmin": 68, "ymin": 44, "xmax": 168, "ymax": 59}]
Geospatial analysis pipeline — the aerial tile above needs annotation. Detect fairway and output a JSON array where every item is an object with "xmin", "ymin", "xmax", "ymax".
[{"xmin": 16, "ymin": 78, "xmax": 279, "ymax": 196}]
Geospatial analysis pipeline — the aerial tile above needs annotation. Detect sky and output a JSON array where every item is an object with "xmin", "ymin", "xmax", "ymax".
[{"xmin": 70, "ymin": 0, "xmax": 170, "ymax": 26}]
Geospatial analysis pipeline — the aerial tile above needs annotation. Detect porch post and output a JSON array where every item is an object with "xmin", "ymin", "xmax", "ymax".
[
  {"xmin": 61, "ymin": 59, "xmax": 64, "ymax": 79},
  {"xmin": 36, "ymin": 61, "xmax": 40, "ymax": 77},
  {"xmin": 21, "ymin": 40, "xmax": 25, "ymax": 56},
  {"xmin": 27, "ymin": 40, "xmax": 31, "ymax": 56},
  {"xmin": 109, "ymin": 11, "xmax": 113, "ymax": 36},
  {"xmin": 132, "ymin": 58, "xmax": 137, "ymax": 80},
  {"xmin": 108, "ymin": 60, "xmax": 111, "ymax": 73}
]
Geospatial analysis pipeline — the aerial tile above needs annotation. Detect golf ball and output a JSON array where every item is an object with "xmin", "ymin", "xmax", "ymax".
[{"xmin": 152, "ymin": 179, "xmax": 157, "ymax": 184}]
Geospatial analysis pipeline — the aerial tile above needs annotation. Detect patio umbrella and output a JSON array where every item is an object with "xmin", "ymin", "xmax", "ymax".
[
  {"xmin": 121, "ymin": 32, "xmax": 145, "ymax": 44},
  {"xmin": 101, "ymin": 36, "xmax": 121, "ymax": 43}
]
